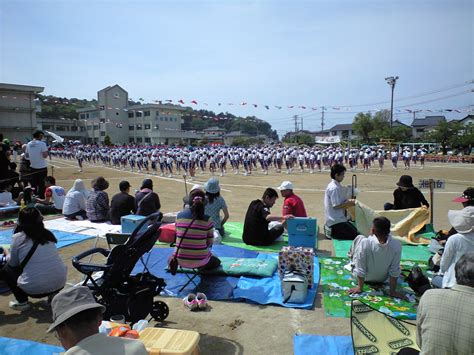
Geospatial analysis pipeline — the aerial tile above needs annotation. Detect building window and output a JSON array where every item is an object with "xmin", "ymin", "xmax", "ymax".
[
  {"xmin": 145, "ymin": 137, "xmax": 151, "ymax": 143},
  {"xmin": 100, "ymin": 118, "xmax": 106, "ymax": 123},
  {"xmin": 114, "ymin": 92, "xmax": 120, "ymax": 98},
  {"xmin": 136, "ymin": 111, "xmax": 142, "ymax": 117},
  {"xmin": 136, "ymin": 124, "xmax": 142, "ymax": 130},
  {"xmin": 100, "ymin": 131, "xmax": 106, "ymax": 136},
  {"xmin": 87, "ymin": 126, "xmax": 92, "ymax": 131},
  {"xmin": 165, "ymin": 117, "xmax": 168, "ymax": 121},
  {"xmin": 79, "ymin": 114, "xmax": 85, "ymax": 119},
  {"xmin": 144, "ymin": 111, "xmax": 150, "ymax": 116},
  {"xmin": 155, "ymin": 111, "xmax": 160, "ymax": 116},
  {"xmin": 416, "ymin": 128, "xmax": 424, "ymax": 133},
  {"xmin": 129, "ymin": 137, "xmax": 134, "ymax": 143},
  {"xmin": 128, "ymin": 112, "xmax": 134, "ymax": 118},
  {"xmin": 128, "ymin": 125, "xmax": 134, "ymax": 130},
  {"xmin": 93, "ymin": 125, "xmax": 99, "ymax": 130},
  {"xmin": 144, "ymin": 124, "xmax": 151, "ymax": 130},
  {"xmin": 160, "ymin": 117, "xmax": 163, "ymax": 121},
  {"xmin": 136, "ymin": 137, "xmax": 143, "ymax": 143},
  {"xmin": 80, "ymin": 126, "xmax": 86, "ymax": 132},
  {"xmin": 71, "ymin": 126, "xmax": 78, "ymax": 131},
  {"xmin": 42, "ymin": 125, "xmax": 52, "ymax": 130},
  {"xmin": 56, "ymin": 126, "xmax": 66, "ymax": 131},
  {"xmin": 154, "ymin": 125, "xmax": 159, "ymax": 130},
  {"xmin": 86, "ymin": 113, "xmax": 90, "ymax": 119}
]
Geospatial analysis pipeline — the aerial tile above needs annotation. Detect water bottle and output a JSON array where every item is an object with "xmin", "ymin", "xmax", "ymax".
[{"xmin": 132, "ymin": 319, "xmax": 148, "ymax": 332}]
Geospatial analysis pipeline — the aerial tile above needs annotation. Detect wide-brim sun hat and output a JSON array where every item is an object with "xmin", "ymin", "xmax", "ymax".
[
  {"xmin": 47, "ymin": 286, "xmax": 105, "ymax": 333},
  {"xmin": 204, "ymin": 178, "xmax": 220, "ymax": 194},
  {"xmin": 396, "ymin": 175, "xmax": 414, "ymax": 188},
  {"xmin": 447, "ymin": 206, "xmax": 474, "ymax": 234}
]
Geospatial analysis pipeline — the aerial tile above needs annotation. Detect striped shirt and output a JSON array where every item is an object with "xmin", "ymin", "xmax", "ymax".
[{"xmin": 174, "ymin": 209, "xmax": 213, "ymax": 268}]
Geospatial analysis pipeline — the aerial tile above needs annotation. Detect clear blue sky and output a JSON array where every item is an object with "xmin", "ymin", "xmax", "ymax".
[{"xmin": 1, "ymin": 0, "xmax": 472, "ymax": 135}]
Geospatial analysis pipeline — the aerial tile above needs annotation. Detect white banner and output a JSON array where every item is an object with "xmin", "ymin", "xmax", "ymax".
[{"xmin": 315, "ymin": 136, "xmax": 341, "ymax": 144}]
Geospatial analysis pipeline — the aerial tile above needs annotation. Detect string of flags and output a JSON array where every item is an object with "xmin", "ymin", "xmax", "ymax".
[{"xmin": 0, "ymin": 94, "xmax": 472, "ymax": 115}]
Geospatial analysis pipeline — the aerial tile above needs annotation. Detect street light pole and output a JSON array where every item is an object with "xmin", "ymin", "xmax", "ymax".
[{"xmin": 385, "ymin": 76, "xmax": 399, "ymax": 135}]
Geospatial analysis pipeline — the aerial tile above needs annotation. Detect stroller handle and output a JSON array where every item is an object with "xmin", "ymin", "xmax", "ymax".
[
  {"xmin": 72, "ymin": 247, "xmax": 112, "ymax": 273},
  {"xmin": 130, "ymin": 211, "xmax": 163, "ymax": 239}
]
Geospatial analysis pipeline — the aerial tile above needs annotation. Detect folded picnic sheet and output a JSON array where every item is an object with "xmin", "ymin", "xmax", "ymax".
[
  {"xmin": 320, "ymin": 257, "xmax": 434, "ymax": 319},
  {"xmin": 349, "ymin": 201, "xmax": 431, "ymax": 244},
  {"xmin": 293, "ymin": 334, "xmax": 354, "ymax": 355},
  {"xmin": 176, "ymin": 256, "xmax": 278, "ymax": 278},
  {"xmin": 351, "ymin": 300, "xmax": 419, "ymax": 354}
]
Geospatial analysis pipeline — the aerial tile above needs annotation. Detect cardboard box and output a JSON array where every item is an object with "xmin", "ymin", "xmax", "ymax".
[
  {"xmin": 278, "ymin": 246, "xmax": 315, "ymax": 286},
  {"xmin": 121, "ymin": 214, "xmax": 147, "ymax": 234}
]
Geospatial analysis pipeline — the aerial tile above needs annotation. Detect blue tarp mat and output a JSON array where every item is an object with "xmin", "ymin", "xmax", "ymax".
[
  {"xmin": 233, "ymin": 254, "xmax": 319, "ymax": 309},
  {"xmin": 294, "ymin": 334, "xmax": 354, "ymax": 355},
  {"xmin": 133, "ymin": 244, "xmax": 258, "ymax": 299},
  {"xmin": 0, "ymin": 337, "xmax": 63, "ymax": 355},
  {"xmin": 0, "ymin": 229, "xmax": 94, "ymax": 249}
]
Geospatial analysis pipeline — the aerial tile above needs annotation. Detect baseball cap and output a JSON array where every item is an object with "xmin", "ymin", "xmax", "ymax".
[
  {"xmin": 277, "ymin": 181, "xmax": 294, "ymax": 190},
  {"xmin": 47, "ymin": 286, "xmax": 105, "ymax": 333},
  {"xmin": 452, "ymin": 187, "xmax": 474, "ymax": 203}
]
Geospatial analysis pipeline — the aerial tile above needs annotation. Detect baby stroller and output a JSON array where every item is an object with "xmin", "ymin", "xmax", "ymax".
[{"xmin": 72, "ymin": 212, "xmax": 169, "ymax": 323}]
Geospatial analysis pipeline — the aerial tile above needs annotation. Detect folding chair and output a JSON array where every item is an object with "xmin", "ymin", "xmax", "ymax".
[{"xmin": 177, "ymin": 266, "xmax": 201, "ymax": 292}]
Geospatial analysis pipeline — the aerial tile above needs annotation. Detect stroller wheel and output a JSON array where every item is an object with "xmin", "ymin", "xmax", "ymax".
[{"xmin": 151, "ymin": 300, "xmax": 169, "ymax": 322}]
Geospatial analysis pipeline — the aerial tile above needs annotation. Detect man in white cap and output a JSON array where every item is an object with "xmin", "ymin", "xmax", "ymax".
[
  {"xmin": 277, "ymin": 181, "xmax": 307, "ymax": 218},
  {"xmin": 48, "ymin": 286, "xmax": 147, "ymax": 354}
]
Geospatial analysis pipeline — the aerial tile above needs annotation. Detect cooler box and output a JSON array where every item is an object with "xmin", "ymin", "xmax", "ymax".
[
  {"xmin": 288, "ymin": 231, "xmax": 318, "ymax": 249},
  {"xmin": 139, "ymin": 327, "xmax": 200, "ymax": 355},
  {"xmin": 159, "ymin": 223, "xmax": 176, "ymax": 243},
  {"xmin": 121, "ymin": 214, "xmax": 147, "ymax": 234},
  {"xmin": 278, "ymin": 246, "xmax": 315, "ymax": 287},
  {"xmin": 287, "ymin": 217, "xmax": 317, "ymax": 236}
]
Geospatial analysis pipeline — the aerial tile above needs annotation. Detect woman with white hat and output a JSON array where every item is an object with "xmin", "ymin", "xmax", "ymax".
[
  {"xmin": 204, "ymin": 177, "xmax": 229, "ymax": 242},
  {"xmin": 432, "ymin": 206, "xmax": 474, "ymax": 288}
]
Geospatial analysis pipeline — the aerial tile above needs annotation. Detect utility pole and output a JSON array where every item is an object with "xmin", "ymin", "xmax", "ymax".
[
  {"xmin": 321, "ymin": 106, "xmax": 325, "ymax": 133},
  {"xmin": 293, "ymin": 115, "xmax": 299, "ymax": 143},
  {"xmin": 385, "ymin": 76, "xmax": 399, "ymax": 135},
  {"xmin": 300, "ymin": 116, "xmax": 304, "ymax": 131}
]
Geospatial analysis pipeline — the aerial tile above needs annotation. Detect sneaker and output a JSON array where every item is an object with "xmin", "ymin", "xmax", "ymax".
[
  {"xmin": 183, "ymin": 293, "xmax": 198, "ymax": 311},
  {"xmin": 9, "ymin": 300, "xmax": 31, "ymax": 311},
  {"xmin": 196, "ymin": 292, "xmax": 208, "ymax": 310}
]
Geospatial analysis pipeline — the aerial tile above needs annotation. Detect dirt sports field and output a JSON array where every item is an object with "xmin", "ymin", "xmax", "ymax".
[{"xmin": 1, "ymin": 158, "xmax": 473, "ymax": 354}]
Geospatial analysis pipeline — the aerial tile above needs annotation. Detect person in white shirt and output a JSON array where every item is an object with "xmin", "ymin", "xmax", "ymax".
[
  {"xmin": 0, "ymin": 181, "xmax": 16, "ymax": 206},
  {"xmin": 324, "ymin": 164, "xmax": 358, "ymax": 240},
  {"xmin": 48, "ymin": 286, "xmax": 147, "ymax": 355},
  {"xmin": 35, "ymin": 176, "xmax": 66, "ymax": 214},
  {"xmin": 25, "ymin": 130, "xmax": 49, "ymax": 198},
  {"xmin": 432, "ymin": 206, "xmax": 474, "ymax": 288},
  {"xmin": 348, "ymin": 216, "xmax": 405, "ymax": 300},
  {"xmin": 63, "ymin": 179, "xmax": 89, "ymax": 220}
]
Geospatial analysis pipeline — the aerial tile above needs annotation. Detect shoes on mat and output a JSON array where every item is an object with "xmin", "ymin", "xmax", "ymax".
[
  {"xmin": 9, "ymin": 300, "xmax": 31, "ymax": 311},
  {"xmin": 183, "ymin": 293, "xmax": 198, "ymax": 311},
  {"xmin": 196, "ymin": 292, "xmax": 208, "ymax": 310}
]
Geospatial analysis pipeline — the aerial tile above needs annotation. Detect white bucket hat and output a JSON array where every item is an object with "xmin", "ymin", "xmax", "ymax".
[{"xmin": 448, "ymin": 206, "xmax": 474, "ymax": 234}]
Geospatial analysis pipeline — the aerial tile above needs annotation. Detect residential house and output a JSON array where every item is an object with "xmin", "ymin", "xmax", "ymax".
[
  {"xmin": 410, "ymin": 116, "xmax": 446, "ymax": 138},
  {"xmin": 329, "ymin": 124, "xmax": 359, "ymax": 140}
]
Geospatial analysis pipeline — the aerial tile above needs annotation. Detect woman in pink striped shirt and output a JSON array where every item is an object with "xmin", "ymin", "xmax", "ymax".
[{"xmin": 173, "ymin": 189, "xmax": 221, "ymax": 270}]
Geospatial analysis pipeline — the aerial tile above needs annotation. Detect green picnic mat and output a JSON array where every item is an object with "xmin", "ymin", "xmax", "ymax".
[
  {"xmin": 221, "ymin": 221, "xmax": 289, "ymax": 252},
  {"xmin": 321, "ymin": 257, "xmax": 434, "ymax": 320},
  {"xmin": 332, "ymin": 239, "xmax": 432, "ymax": 262}
]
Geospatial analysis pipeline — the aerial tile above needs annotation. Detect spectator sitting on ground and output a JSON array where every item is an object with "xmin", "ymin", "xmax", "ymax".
[
  {"xmin": 398, "ymin": 252, "xmax": 474, "ymax": 355},
  {"xmin": 62, "ymin": 179, "xmax": 89, "ymax": 220},
  {"xmin": 0, "ymin": 207, "xmax": 67, "ymax": 311},
  {"xmin": 242, "ymin": 187, "xmax": 293, "ymax": 246},
  {"xmin": 173, "ymin": 189, "xmax": 221, "ymax": 270},
  {"xmin": 324, "ymin": 164, "xmax": 359, "ymax": 240},
  {"xmin": 204, "ymin": 177, "xmax": 229, "ymax": 239},
  {"xmin": 86, "ymin": 177, "xmax": 110, "ymax": 222},
  {"xmin": 444, "ymin": 187, "xmax": 474, "ymax": 239},
  {"xmin": 347, "ymin": 216, "xmax": 405, "ymax": 300},
  {"xmin": 277, "ymin": 180, "xmax": 307, "ymax": 218},
  {"xmin": 35, "ymin": 176, "xmax": 66, "ymax": 215},
  {"xmin": 431, "ymin": 206, "xmax": 474, "ymax": 288},
  {"xmin": 182, "ymin": 184, "xmax": 203, "ymax": 209},
  {"xmin": 135, "ymin": 178, "xmax": 161, "ymax": 217},
  {"xmin": 0, "ymin": 181, "xmax": 16, "ymax": 206},
  {"xmin": 110, "ymin": 180, "xmax": 136, "ymax": 225},
  {"xmin": 48, "ymin": 286, "xmax": 147, "ymax": 355},
  {"xmin": 384, "ymin": 175, "xmax": 429, "ymax": 210}
]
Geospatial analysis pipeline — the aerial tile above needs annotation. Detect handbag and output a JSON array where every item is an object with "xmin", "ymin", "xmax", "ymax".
[
  {"xmin": 168, "ymin": 219, "xmax": 195, "ymax": 276},
  {"xmin": 403, "ymin": 266, "xmax": 431, "ymax": 296}
]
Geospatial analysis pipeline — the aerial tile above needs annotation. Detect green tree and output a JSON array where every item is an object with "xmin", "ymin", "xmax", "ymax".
[
  {"xmin": 353, "ymin": 112, "xmax": 374, "ymax": 143},
  {"xmin": 426, "ymin": 121, "xmax": 463, "ymax": 154},
  {"xmin": 103, "ymin": 135, "xmax": 112, "ymax": 146}
]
